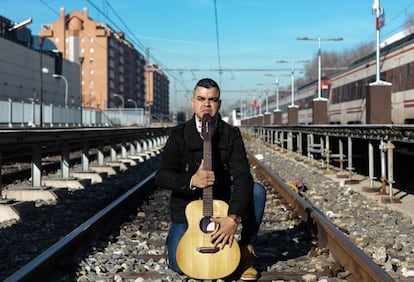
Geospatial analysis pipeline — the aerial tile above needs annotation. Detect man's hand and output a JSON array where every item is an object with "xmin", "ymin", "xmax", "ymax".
[
  {"xmin": 191, "ymin": 159, "xmax": 215, "ymax": 188},
  {"xmin": 210, "ymin": 216, "xmax": 238, "ymax": 249}
]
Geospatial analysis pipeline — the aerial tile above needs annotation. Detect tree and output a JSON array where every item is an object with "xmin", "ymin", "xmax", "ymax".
[{"xmin": 300, "ymin": 42, "xmax": 374, "ymax": 85}]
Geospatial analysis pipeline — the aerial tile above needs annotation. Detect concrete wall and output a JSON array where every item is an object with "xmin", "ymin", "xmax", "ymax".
[{"xmin": 0, "ymin": 37, "xmax": 81, "ymax": 107}]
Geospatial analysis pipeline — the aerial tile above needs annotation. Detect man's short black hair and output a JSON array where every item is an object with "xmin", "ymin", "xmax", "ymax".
[{"xmin": 194, "ymin": 78, "xmax": 220, "ymax": 95}]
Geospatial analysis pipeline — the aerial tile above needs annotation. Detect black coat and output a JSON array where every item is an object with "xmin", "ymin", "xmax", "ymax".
[{"xmin": 155, "ymin": 115, "xmax": 253, "ymax": 223}]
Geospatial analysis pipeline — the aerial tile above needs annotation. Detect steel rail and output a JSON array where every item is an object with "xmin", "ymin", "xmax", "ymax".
[
  {"xmin": 4, "ymin": 171, "xmax": 156, "ymax": 282},
  {"xmin": 247, "ymin": 150, "xmax": 394, "ymax": 282},
  {"xmin": 4, "ymin": 149, "xmax": 395, "ymax": 281}
]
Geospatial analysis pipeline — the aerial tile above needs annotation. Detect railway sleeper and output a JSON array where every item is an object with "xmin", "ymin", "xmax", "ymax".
[{"xmin": 0, "ymin": 153, "xmax": 156, "ymax": 225}]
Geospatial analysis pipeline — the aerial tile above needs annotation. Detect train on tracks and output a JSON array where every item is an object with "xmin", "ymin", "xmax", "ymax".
[{"xmin": 274, "ymin": 28, "xmax": 414, "ymax": 125}]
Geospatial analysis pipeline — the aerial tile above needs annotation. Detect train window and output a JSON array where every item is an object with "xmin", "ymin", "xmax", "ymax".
[
  {"xmin": 403, "ymin": 64, "xmax": 409, "ymax": 90},
  {"xmin": 385, "ymin": 69, "xmax": 393, "ymax": 86},
  {"xmin": 408, "ymin": 63, "xmax": 414, "ymax": 90},
  {"xmin": 392, "ymin": 65, "xmax": 404, "ymax": 92}
]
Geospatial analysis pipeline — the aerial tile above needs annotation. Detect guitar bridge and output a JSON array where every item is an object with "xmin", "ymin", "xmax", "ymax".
[{"xmin": 196, "ymin": 246, "xmax": 219, "ymax": 253}]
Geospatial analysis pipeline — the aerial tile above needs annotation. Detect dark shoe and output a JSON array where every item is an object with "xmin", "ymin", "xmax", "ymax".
[
  {"xmin": 241, "ymin": 266, "xmax": 258, "ymax": 280},
  {"xmin": 239, "ymin": 245, "xmax": 258, "ymax": 281}
]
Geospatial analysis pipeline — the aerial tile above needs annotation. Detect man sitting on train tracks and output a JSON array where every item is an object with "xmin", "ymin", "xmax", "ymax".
[{"xmin": 155, "ymin": 78, "xmax": 266, "ymax": 280}]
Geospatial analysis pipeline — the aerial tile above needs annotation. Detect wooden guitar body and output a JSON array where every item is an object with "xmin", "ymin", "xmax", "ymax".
[{"xmin": 176, "ymin": 199, "xmax": 240, "ymax": 279}]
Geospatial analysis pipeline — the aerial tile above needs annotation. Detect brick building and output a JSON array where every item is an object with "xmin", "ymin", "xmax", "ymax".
[{"xmin": 39, "ymin": 7, "xmax": 169, "ymax": 115}]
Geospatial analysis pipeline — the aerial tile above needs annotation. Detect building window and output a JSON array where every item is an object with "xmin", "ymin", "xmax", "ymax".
[
  {"xmin": 81, "ymin": 48, "xmax": 85, "ymax": 53},
  {"xmin": 89, "ymin": 69, "xmax": 94, "ymax": 75},
  {"xmin": 55, "ymin": 37, "xmax": 60, "ymax": 43},
  {"xmin": 90, "ymin": 47, "xmax": 94, "ymax": 53}
]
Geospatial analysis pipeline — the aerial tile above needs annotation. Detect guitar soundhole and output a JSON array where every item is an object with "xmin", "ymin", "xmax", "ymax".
[{"xmin": 200, "ymin": 216, "xmax": 218, "ymax": 233}]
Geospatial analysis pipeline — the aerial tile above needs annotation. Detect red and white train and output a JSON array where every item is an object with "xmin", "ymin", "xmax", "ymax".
[{"xmin": 278, "ymin": 29, "xmax": 414, "ymax": 125}]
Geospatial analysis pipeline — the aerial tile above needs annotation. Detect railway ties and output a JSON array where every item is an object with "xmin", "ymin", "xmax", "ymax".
[
  {"xmin": 3, "ymin": 166, "xmax": 353, "ymax": 281},
  {"xmin": 245, "ymin": 138, "xmax": 414, "ymax": 281},
  {"xmin": 0, "ymin": 134, "xmax": 167, "ymax": 224},
  {"xmin": 2, "ymin": 135, "xmax": 413, "ymax": 281},
  {"xmin": 0, "ymin": 151, "xmax": 163, "ymax": 281}
]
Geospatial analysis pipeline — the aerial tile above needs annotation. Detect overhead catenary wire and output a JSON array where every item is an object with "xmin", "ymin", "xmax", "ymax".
[
  {"xmin": 83, "ymin": 0, "xmax": 190, "ymax": 89},
  {"xmin": 37, "ymin": 0, "xmax": 193, "ymax": 108},
  {"xmin": 213, "ymin": 0, "xmax": 222, "ymax": 84},
  {"xmin": 39, "ymin": 0, "xmax": 60, "ymax": 17}
]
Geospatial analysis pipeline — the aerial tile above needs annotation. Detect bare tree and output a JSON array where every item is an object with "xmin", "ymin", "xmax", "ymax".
[
  {"xmin": 404, "ymin": 13, "xmax": 414, "ymax": 31},
  {"xmin": 299, "ymin": 41, "xmax": 374, "ymax": 85}
]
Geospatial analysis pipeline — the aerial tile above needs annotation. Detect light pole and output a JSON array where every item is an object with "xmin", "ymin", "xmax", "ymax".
[
  {"xmin": 297, "ymin": 36, "xmax": 343, "ymax": 99},
  {"xmin": 53, "ymin": 74, "xmax": 69, "ymax": 107},
  {"xmin": 79, "ymin": 56, "xmax": 84, "ymax": 127},
  {"xmin": 275, "ymin": 76, "xmax": 280, "ymax": 111},
  {"xmin": 113, "ymin": 93, "xmax": 125, "ymax": 108},
  {"xmin": 275, "ymin": 60, "xmax": 310, "ymax": 106},
  {"xmin": 265, "ymin": 73, "xmax": 290, "ymax": 111},
  {"xmin": 127, "ymin": 99, "xmax": 137, "ymax": 108},
  {"xmin": 256, "ymin": 83, "xmax": 273, "ymax": 114}
]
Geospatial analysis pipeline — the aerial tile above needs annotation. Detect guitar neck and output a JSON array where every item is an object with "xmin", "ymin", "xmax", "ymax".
[
  {"xmin": 203, "ymin": 139, "xmax": 213, "ymax": 217},
  {"xmin": 202, "ymin": 116, "xmax": 213, "ymax": 217}
]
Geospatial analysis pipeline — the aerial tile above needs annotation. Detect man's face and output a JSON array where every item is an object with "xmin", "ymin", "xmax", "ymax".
[{"xmin": 192, "ymin": 86, "xmax": 221, "ymax": 120}]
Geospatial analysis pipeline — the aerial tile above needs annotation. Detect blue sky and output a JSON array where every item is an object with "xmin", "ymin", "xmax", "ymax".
[{"xmin": 1, "ymin": 0, "xmax": 414, "ymax": 113}]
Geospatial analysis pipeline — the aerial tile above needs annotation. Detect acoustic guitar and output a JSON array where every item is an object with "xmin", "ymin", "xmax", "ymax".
[{"xmin": 176, "ymin": 113, "xmax": 241, "ymax": 279}]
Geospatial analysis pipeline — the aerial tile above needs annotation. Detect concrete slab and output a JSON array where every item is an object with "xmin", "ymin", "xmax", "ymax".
[
  {"xmin": 133, "ymin": 152, "xmax": 152, "ymax": 160},
  {"xmin": 89, "ymin": 165, "xmax": 119, "ymax": 176},
  {"xmin": 347, "ymin": 177, "xmax": 414, "ymax": 220},
  {"xmin": 42, "ymin": 178, "xmax": 91, "ymax": 190},
  {"xmin": 105, "ymin": 161, "xmax": 129, "ymax": 172},
  {"xmin": 118, "ymin": 158, "xmax": 138, "ymax": 166},
  {"xmin": 2, "ymin": 186, "xmax": 67, "ymax": 202},
  {"xmin": 0, "ymin": 201, "xmax": 35, "ymax": 222},
  {"xmin": 129, "ymin": 155, "xmax": 145, "ymax": 163},
  {"xmin": 71, "ymin": 171, "xmax": 108, "ymax": 184}
]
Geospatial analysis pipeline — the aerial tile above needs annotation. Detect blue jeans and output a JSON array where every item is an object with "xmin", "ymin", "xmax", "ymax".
[{"xmin": 167, "ymin": 182, "xmax": 266, "ymax": 273}]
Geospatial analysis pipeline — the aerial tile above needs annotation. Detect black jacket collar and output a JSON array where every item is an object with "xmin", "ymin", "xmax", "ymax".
[{"xmin": 183, "ymin": 114, "xmax": 229, "ymax": 151}]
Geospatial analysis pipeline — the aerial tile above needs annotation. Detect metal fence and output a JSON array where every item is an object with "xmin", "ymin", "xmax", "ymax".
[{"xmin": 0, "ymin": 99, "xmax": 147, "ymax": 128}]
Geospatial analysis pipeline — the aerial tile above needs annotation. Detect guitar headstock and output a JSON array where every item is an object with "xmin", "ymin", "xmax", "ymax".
[{"xmin": 201, "ymin": 113, "xmax": 214, "ymax": 141}]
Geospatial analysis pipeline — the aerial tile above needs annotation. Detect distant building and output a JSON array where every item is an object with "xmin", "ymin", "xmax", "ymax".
[
  {"xmin": 39, "ymin": 7, "xmax": 169, "ymax": 116},
  {"xmin": 0, "ymin": 15, "xmax": 80, "ymax": 107},
  {"xmin": 146, "ymin": 64, "xmax": 169, "ymax": 118}
]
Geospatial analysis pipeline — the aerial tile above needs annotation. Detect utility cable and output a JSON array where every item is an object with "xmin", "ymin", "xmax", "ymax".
[{"xmin": 213, "ymin": 0, "xmax": 222, "ymax": 84}]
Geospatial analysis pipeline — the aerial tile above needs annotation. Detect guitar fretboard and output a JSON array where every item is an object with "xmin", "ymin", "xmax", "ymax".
[{"xmin": 201, "ymin": 114, "xmax": 213, "ymax": 217}]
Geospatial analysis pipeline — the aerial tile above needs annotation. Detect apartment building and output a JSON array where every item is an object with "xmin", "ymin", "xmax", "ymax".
[
  {"xmin": 146, "ymin": 64, "xmax": 169, "ymax": 119},
  {"xmin": 39, "ymin": 8, "xmax": 169, "ymax": 115}
]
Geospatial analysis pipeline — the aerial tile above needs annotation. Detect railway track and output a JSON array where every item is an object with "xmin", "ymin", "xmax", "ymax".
[
  {"xmin": 2, "ymin": 141, "xmax": 400, "ymax": 281},
  {"xmin": 248, "ymin": 154, "xmax": 394, "ymax": 282}
]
